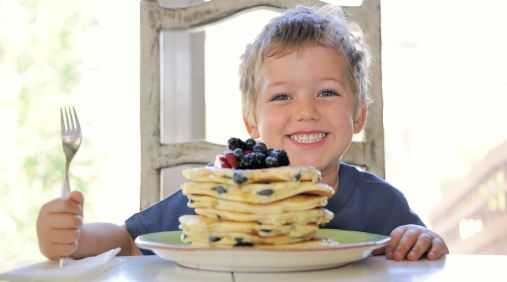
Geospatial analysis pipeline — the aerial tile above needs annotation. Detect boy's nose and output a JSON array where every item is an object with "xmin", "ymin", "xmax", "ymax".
[{"xmin": 295, "ymin": 98, "xmax": 320, "ymax": 121}]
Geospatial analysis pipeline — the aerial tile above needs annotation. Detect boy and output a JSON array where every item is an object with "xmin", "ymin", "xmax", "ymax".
[{"xmin": 36, "ymin": 6, "xmax": 448, "ymax": 261}]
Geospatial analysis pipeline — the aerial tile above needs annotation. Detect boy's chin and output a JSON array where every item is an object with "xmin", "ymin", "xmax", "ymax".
[
  {"xmin": 290, "ymin": 159, "xmax": 325, "ymax": 170},
  {"xmin": 290, "ymin": 158, "xmax": 339, "ymax": 173}
]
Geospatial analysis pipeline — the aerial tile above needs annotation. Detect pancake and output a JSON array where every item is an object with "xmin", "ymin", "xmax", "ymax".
[
  {"xmin": 181, "ymin": 230, "xmax": 315, "ymax": 247},
  {"xmin": 181, "ymin": 181, "xmax": 334, "ymax": 204},
  {"xmin": 194, "ymin": 207, "xmax": 334, "ymax": 226},
  {"xmin": 182, "ymin": 166, "xmax": 321, "ymax": 185},
  {"xmin": 187, "ymin": 194, "xmax": 328, "ymax": 214},
  {"xmin": 179, "ymin": 215, "xmax": 318, "ymax": 238},
  {"xmin": 179, "ymin": 161, "xmax": 336, "ymax": 249}
]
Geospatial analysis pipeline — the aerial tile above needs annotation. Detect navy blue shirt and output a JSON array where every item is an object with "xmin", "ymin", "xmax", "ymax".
[
  {"xmin": 126, "ymin": 163, "xmax": 424, "ymax": 255},
  {"xmin": 323, "ymin": 163, "xmax": 424, "ymax": 235}
]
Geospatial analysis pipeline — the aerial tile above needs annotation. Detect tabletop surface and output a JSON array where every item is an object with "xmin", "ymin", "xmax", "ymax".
[{"xmin": 2, "ymin": 254, "xmax": 507, "ymax": 282}]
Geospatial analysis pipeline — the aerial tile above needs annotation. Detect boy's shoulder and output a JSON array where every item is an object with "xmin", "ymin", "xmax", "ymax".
[
  {"xmin": 334, "ymin": 163, "xmax": 425, "ymax": 232},
  {"xmin": 340, "ymin": 162, "xmax": 388, "ymax": 184},
  {"xmin": 340, "ymin": 162, "xmax": 407, "ymax": 201}
]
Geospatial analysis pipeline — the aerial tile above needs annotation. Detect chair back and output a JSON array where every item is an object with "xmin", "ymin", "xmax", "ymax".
[{"xmin": 140, "ymin": 0, "xmax": 384, "ymax": 210}]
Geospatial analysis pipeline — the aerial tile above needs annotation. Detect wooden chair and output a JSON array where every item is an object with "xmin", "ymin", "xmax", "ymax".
[{"xmin": 139, "ymin": 0, "xmax": 384, "ymax": 210}]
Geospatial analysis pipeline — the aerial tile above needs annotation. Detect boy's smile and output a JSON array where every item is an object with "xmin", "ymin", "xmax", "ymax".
[{"xmin": 244, "ymin": 45, "xmax": 367, "ymax": 187}]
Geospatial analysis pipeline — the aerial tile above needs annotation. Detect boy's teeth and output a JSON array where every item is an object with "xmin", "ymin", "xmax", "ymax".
[{"xmin": 290, "ymin": 133, "xmax": 326, "ymax": 143}]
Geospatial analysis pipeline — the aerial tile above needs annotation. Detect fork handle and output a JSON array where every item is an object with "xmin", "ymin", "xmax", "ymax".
[
  {"xmin": 59, "ymin": 160, "xmax": 71, "ymax": 268},
  {"xmin": 62, "ymin": 159, "xmax": 71, "ymax": 198}
]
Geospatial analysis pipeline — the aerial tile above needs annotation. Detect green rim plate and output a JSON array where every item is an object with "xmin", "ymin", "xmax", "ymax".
[{"xmin": 136, "ymin": 229, "xmax": 390, "ymax": 252}]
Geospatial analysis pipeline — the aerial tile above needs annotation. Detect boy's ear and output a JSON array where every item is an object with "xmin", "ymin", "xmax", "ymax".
[
  {"xmin": 243, "ymin": 116, "xmax": 260, "ymax": 138},
  {"xmin": 353, "ymin": 103, "xmax": 367, "ymax": 133}
]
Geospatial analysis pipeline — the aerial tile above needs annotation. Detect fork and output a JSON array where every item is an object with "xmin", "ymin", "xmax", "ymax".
[{"xmin": 59, "ymin": 106, "xmax": 82, "ymax": 267}]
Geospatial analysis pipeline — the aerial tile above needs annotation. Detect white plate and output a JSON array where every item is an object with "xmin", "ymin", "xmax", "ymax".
[{"xmin": 135, "ymin": 229, "xmax": 390, "ymax": 272}]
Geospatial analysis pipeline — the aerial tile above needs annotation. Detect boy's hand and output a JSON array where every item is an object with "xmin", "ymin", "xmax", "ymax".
[
  {"xmin": 385, "ymin": 224, "xmax": 449, "ymax": 261},
  {"xmin": 36, "ymin": 191, "xmax": 84, "ymax": 260}
]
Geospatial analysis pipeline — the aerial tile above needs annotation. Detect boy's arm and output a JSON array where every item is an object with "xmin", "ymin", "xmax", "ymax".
[{"xmin": 72, "ymin": 223, "xmax": 142, "ymax": 258}]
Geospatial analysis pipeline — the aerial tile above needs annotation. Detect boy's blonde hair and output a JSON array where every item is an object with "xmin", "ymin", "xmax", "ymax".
[{"xmin": 239, "ymin": 5, "xmax": 371, "ymax": 125}]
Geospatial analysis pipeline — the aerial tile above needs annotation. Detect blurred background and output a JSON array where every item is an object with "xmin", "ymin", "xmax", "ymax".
[{"xmin": 1, "ymin": 0, "xmax": 506, "ymax": 272}]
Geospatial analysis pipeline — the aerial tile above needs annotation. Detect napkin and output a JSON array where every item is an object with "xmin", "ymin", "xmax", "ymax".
[{"xmin": 0, "ymin": 248, "xmax": 121, "ymax": 282}]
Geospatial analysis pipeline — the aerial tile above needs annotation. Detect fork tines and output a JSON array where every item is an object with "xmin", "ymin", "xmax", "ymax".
[{"xmin": 60, "ymin": 106, "xmax": 81, "ymax": 133}]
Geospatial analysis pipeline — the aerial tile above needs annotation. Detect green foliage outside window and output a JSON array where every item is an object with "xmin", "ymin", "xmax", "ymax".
[{"xmin": 0, "ymin": 0, "xmax": 96, "ymax": 271}]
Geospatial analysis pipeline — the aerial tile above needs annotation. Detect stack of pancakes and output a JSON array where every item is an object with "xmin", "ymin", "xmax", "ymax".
[{"xmin": 179, "ymin": 166, "xmax": 335, "ymax": 248}]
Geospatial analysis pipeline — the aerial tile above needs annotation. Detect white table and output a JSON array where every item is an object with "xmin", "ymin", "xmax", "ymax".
[{"xmin": 1, "ymin": 255, "xmax": 506, "ymax": 282}]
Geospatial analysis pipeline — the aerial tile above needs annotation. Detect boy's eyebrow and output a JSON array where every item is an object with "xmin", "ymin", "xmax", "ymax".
[
  {"xmin": 265, "ymin": 78, "xmax": 344, "ymax": 86},
  {"xmin": 319, "ymin": 77, "xmax": 353, "ymax": 91},
  {"xmin": 261, "ymin": 78, "xmax": 352, "ymax": 93},
  {"xmin": 319, "ymin": 77, "xmax": 347, "ymax": 84},
  {"xmin": 259, "ymin": 80, "xmax": 290, "ymax": 92},
  {"xmin": 265, "ymin": 81, "xmax": 289, "ymax": 88}
]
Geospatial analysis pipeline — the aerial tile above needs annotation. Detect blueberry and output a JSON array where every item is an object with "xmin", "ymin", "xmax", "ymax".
[
  {"xmin": 244, "ymin": 138, "xmax": 256, "ymax": 150},
  {"xmin": 239, "ymin": 154, "xmax": 255, "ymax": 169},
  {"xmin": 211, "ymin": 185, "xmax": 227, "ymax": 194},
  {"xmin": 233, "ymin": 148, "xmax": 244, "ymax": 161},
  {"xmin": 239, "ymin": 152, "xmax": 265, "ymax": 169},
  {"xmin": 268, "ymin": 149, "xmax": 283, "ymax": 157},
  {"xmin": 270, "ymin": 149, "xmax": 289, "ymax": 166},
  {"xmin": 294, "ymin": 172, "xmax": 302, "ymax": 181},
  {"xmin": 209, "ymin": 236, "xmax": 222, "ymax": 242},
  {"xmin": 265, "ymin": 156, "xmax": 279, "ymax": 167},
  {"xmin": 228, "ymin": 137, "xmax": 245, "ymax": 150},
  {"xmin": 252, "ymin": 142, "xmax": 267, "ymax": 154},
  {"xmin": 256, "ymin": 188, "xmax": 274, "ymax": 196},
  {"xmin": 277, "ymin": 151, "xmax": 289, "ymax": 166},
  {"xmin": 233, "ymin": 171, "xmax": 248, "ymax": 184},
  {"xmin": 251, "ymin": 152, "xmax": 266, "ymax": 169},
  {"xmin": 234, "ymin": 238, "xmax": 254, "ymax": 247}
]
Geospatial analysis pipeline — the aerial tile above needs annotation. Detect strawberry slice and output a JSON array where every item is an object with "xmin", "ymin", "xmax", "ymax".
[
  {"xmin": 220, "ymin": 156, "xmax": 231, "ymax": 168},
  {"xmin": 224, "ymin": 152, "xmax": 239, "ymax": 169},
  {"xmin": 214, "ymin": 154, "xmax": 231, "ymax": 168}
]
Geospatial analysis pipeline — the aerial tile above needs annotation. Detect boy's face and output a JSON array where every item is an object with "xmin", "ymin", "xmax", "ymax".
[{"xmin": 244, "ymin": 45, "xmax": 366, "ymax": 175}]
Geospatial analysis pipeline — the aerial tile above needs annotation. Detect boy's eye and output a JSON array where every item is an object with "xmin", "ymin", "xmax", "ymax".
[
  {"xmin": 269, "ymin": 93, "xmax": 291, "ymax": 102},
  {"xmin": 318, "ymin": 89, "xmax": 340, "ymax": 97}
]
